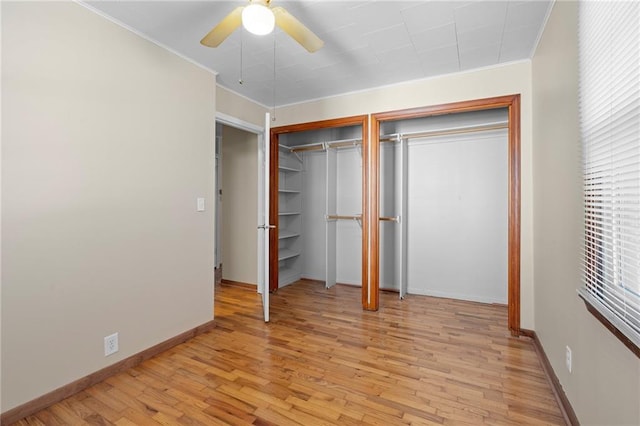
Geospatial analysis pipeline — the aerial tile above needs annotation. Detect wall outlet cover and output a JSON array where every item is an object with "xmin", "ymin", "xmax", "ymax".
[{"xmin": 104, "ymin": 332, "xmax": 119, "ymax": 356}]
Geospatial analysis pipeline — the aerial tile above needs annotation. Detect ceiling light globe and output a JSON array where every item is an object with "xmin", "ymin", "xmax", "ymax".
[{"xmin": 242, "ymin": 4, "xmax": 275, "ymax": 35}]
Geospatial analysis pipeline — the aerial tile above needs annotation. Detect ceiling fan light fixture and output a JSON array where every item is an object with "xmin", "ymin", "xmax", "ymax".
[{"xmin": 242, "ymin": 3, "xmax": 275, "ymax": 35}]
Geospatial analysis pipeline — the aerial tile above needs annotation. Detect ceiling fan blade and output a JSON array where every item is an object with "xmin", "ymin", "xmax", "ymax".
[
  {"xmin": 272, "ymin": 6, "xmax": 324, "ymax": 53},
  {"xmin": 200, "ymin": 6, "xmax": 244, "ymax": 47}
]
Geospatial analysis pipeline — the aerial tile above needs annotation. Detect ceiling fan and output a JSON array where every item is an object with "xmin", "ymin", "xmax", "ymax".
[{"xmin": 200, "ymin": 0, "xmax": 324, "ymax": 53}]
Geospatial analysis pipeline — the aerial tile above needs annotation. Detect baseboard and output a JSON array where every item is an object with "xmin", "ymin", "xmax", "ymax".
[
  {"xmin": 220, "ymin": 279, "xmax": 256, "ymax": 289},
  {"xmin": 0, "ymin": 319, "xmax": 216, "ymax": 425},
  {"xmin": 297, "ymin": 278, "xmax": 398, "ymax": 294},
  {"xmin": 299, "ymin": 278, "xmax": 399, "ymax": 292},
  {"xmin": 299, "ymin": 277, "xmax": 325, "ymax": 285},
  {"xmin": 520, "ymin": 328, "xmax": 580, "ymax": 426}
]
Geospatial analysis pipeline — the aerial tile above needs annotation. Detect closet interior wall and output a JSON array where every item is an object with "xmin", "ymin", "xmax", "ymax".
[
  {"xmin": 380, "ymin": 108, "xmax": 509, "ymax": 303},
  {"xmin": 278, "ymin": 126, "xmax": 362, "ymax": 288}
]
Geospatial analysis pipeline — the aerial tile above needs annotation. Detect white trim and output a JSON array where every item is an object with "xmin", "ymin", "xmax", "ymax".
[
  {"xmin": 215, "ymin": 112, "xmax": 264, "ymax": 135},
  {"xmin": 75, "ymin": 0, "xmax": 218, "ymax": 77},
  {"xmin": 529, "ymin": 0, "xmax": 556, "ymax": 58}
]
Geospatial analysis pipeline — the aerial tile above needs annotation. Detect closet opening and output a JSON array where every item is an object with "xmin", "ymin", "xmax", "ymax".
[
  {"xmin": 371, "ymin": 95, "xmax": 522, "ymax": 334},
  {"xmin": 270, "ymin": 116, "xmax": 370, "ymax": 307}
]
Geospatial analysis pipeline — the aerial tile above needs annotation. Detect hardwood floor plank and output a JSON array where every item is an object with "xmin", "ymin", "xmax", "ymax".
[
  {"xmin": 52, "ymin": 399, "xmax": 94, "ymax": 425},
  {"xmin": 33, "ymin": 409, "xmax": 67, "ymax": 426},
  {"xmin": 402, "ymin": 412, "xmax": 446, "ymax": 425},
  {"xmin": 113, "ymin": 417, "xmax": 138, "ymax": 426},
  {"xmin": 116, "ymin": 406, "xmax": 160, "ymax": 425},
  {"xmin": 73, "ymin": 393, "xmax": 120, "ymax": 423},
  {"xmin": 361, "ymin": 411, "xmax": 412, "ymax": 425},
  {"xmin": 172, "ymin": 402, "xmax": 225, "ymax": 426},
  {"xmin": 202, "ymin": 387, "xmax": 259, "ymax": 414},
  {"xmin": 252, "ymin": 406, "xmax": 304, "ymax": 426},
  {"xmin": 201, "ymin": 401, "xmax": 257, "ymax": 425},
  {"xmin": 266, "ymin": 404, "xmax": 333, "ymax": 426},
  {"xmin": 284, "ymin": 396, "xmax": 342, "ymax": 422},
  {"xmin": 235, "ymin": 385, "xmax": 294, "ymax": 411},
  {"xmin": 47, "ymin": 401, "xmax": 89, "ymax": 425},
  {"xmin": 344, "ymin": 393, "xmax": 404, "ymax": 418},
  {"xmin": 8, "ymin": 280, "xmax": 565, "ymax": 425}
]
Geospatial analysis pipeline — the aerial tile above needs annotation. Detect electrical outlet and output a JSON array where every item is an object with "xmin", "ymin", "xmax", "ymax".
[
  {"xmin": 565, "ymin": 345, "xmax": 572, "ymax": 373},
  {"xmin": 104, "ymin": 333, "xmax": 119, "ymax": 357}
]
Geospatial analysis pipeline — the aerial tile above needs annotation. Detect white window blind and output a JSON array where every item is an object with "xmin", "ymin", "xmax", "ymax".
[{"xmin": 579, "ymin": 0, "xmax": 640, "ymax": 348}]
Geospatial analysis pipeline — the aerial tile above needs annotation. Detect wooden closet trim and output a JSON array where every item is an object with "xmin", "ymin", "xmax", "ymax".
[
  {"xmin": 371, "ymin": 95, "xmax": 522, "ymax": 334},
  {"xmin": 270, "ymin": 116, "xmax": 370, "ymax": 309}
]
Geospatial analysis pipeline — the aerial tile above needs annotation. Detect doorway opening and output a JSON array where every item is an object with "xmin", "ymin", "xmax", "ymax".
[{"xmin": 214, "ymin": 113, "xmax": 266, "ymax": 315}]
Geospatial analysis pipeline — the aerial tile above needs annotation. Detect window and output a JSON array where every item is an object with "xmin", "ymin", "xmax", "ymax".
[{"xmin": 579, "ymin": 0, "xmax": 640, "ymax": 355}]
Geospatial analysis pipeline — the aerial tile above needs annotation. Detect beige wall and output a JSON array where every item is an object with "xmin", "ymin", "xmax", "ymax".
[
  {"xmin": 1, "ymin": 1, "xmax": 215, "ymax": 411},
  {"xmin": 273, "ymin": 61, "xmax": 532, "ymax": 125},
  {"xmin": 216, "ymin": 86, "xmax": 268, "ymax": 128},
  {"xmin": 220, "ymin": 125, "xmax": 258, "ymax": 285},
  {"xmin": 274, "ymin": 61, "xmax": 535, "ymax": 329},
  {"xmin": 532, "ymin": 1, "xmax": 640, "ymax": 424}
]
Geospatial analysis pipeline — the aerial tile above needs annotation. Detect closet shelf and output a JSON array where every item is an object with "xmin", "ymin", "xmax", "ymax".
[
  {"xmin": 278, "ymin": 249, "xmax": 300, "ymax": 261},
  {"xmin": 279, "ymin": 211, "xmax": 301, "ymax": 216},
  {"xmin": 279, "ymin": 189, "xmax": 301, "ymax": 194},
  {"xmin": 279, "ymin": 230, "xmax": 300, "ymax": 239}
]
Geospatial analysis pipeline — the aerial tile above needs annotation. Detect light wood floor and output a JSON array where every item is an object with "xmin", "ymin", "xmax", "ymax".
[{"xmin": 12, "ymin": 280, "xmax": 565, "ymax": 425}]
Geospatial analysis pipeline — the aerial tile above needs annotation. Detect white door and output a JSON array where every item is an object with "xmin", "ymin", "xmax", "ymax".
[
  {"xmin": 257, "ymin": 113, "xmax": 271, "ymax": 322},
  {"xmin": 214, "ymin": 134, "xmax": 222, "ymax": 269}
]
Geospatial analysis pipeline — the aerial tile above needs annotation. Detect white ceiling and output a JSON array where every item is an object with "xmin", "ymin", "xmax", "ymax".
[{"xmin": 84, "ymin": 0, "xmax": 552, "ymax": 107}]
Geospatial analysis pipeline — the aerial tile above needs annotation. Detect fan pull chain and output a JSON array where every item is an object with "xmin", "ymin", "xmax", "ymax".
[{"xmin": 239, "ymin": 27, "xmax": 244, "ymax": 85}]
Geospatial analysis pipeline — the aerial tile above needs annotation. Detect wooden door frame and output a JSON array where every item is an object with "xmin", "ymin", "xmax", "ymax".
[
  {"xmin": 269, "ymin": 115, "xmax": 370, "ymax": 296},
  {"xmin": 369, "ymin": 95, "xmax": 522, "ymax": 335}
]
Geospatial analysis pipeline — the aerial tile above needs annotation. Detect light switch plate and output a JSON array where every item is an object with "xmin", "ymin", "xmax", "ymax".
[{"xmin": 196, "ymin": 197, "xmax": 205, "ymax": 212}]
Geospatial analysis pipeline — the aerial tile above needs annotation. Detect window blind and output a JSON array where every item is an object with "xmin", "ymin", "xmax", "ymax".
[{"xmin": 579, "ymin": 0, "xmax": 640, "ymax": 348}]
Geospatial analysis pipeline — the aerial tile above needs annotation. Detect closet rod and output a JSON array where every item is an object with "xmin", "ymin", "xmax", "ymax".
[
  {"xmin": 290, "ymin": 144, "xmax": 325, "ymax": 153},
  {"xmin": 329, "ymin": 139, "xmax": 363, "ymax": 149},
  {"xmin": 326, "ymin": 214, "xmax": 362, "ymax": 221},
  {"xmin": 288, "ymin": 137, "xmax": 363, "ymax": 153},
  {"xmin": 379, "ymin": 216, "xmax": 400, "ymax": 223},
  {"xmin": 380, "ymin": 121, "xmax": 508, "ymax": 142}
]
